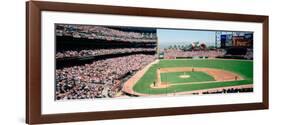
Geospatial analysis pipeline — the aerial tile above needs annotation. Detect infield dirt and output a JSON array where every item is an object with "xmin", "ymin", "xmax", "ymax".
[{"xmin": 152, "ymin": 67, "xmax": 243, "ymax": 88}]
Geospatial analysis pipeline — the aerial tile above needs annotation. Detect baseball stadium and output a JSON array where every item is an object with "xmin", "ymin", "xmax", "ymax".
[{"xmin": 55, "ymin": 24, "xmax": 253, "ymax": 100}]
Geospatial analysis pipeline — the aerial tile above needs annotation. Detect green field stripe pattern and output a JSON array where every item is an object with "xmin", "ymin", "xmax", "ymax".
[
  {"xmin": 133, "ymin": 59, "xmax": 253, "ymax": 94},
  {"xmin": 161, "ymin": 72, "xmax": 215, "ymax": 84}
]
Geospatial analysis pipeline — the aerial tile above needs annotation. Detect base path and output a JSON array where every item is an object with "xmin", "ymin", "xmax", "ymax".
[{"xmin": 152, "ymin": 67, "xmax": 244, "ymax": 88}]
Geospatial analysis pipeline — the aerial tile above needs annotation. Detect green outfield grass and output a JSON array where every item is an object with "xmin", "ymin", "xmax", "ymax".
[
  {"xmin": 160, "ymin": 72, "xmax": 215, "ymax": 84},
  {"xmin": 133, "ymin": 59, "xmax": 253, "ymax": 94}
]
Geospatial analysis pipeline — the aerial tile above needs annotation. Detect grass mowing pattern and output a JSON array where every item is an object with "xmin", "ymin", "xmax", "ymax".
[
  {"xmin": 161, "ymin": 72, "xmax": 215, "ymax": 84},
  {"xmin": 133, "ymin": 59, "xmax": 253, "ymax": 94}
]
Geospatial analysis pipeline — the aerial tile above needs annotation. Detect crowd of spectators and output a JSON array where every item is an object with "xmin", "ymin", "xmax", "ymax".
[
  {"xmin": 220, "ymin": 48, "xmax": 253, "ymax": 60},
  {"xmin": 56, "ymin": 24, "xmax": 157, "ymax": 42},
  {"xmin": 56, "ymin": 48, "xmax": 156, "ymax": 59},
  {"xmin": 55, "ymin": 54, "xmax": 156, "ymax": 100},
  {"xmin": 163, "ymin": 49, "xmax": 226, "ymax": 59},
  {"xmin": 244, "ymin": 48, "xmax": 253, "ymax": 60},
  {"xmin": 202, "ymin": 88, "xmax": 253, "ymax": 94}
]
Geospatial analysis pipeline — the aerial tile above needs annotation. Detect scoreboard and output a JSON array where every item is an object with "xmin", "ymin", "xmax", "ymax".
[{"xmin": 219, "ymin": 32, "xmax": 253, "ymax": 48}]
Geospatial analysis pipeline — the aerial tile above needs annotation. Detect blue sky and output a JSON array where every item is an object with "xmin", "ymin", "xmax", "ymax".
[{"xmin": 157, "ymin": 29, "xmax": 216, "ymax": 49}]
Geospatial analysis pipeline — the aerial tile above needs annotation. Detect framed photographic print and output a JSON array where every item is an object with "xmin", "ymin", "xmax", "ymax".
[{"xmin": 26, "ymin": 1, "xmax": 269, "ymax": 124}]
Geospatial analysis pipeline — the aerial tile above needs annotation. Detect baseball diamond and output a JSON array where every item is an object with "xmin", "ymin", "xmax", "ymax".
[
  {"xmin": 160, "ymin": 72, "xmax": 215, "ymax": 84},
  {"xmin": 122, "ymin": 59, "xmax": 253, "ymax": 95}
]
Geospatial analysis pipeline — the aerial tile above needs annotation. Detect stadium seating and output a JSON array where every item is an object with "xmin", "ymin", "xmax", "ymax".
[{"xmin": 55, "ymin": 24, "xmax": 157, "ymax": 100}]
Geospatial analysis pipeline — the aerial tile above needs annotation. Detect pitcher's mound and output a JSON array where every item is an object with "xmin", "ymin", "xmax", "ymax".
[{"xmin": 179, "ymin": 75, "xmax": 190, "ymax": 79}]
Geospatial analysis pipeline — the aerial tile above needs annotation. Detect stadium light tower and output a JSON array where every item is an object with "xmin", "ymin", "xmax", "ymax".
[
  {"xmin": 215, "ymin": 31, "xmax": 222, "ymax": 48},
  {"xmin": 157, "ymin": 37, "xmax": 160, "ymax": 57}
]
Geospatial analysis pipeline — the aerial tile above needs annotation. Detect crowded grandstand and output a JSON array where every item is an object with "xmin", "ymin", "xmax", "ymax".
[{"xmin": 55, "ymin": 24, "xmax": 157, "ymax": 100}]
